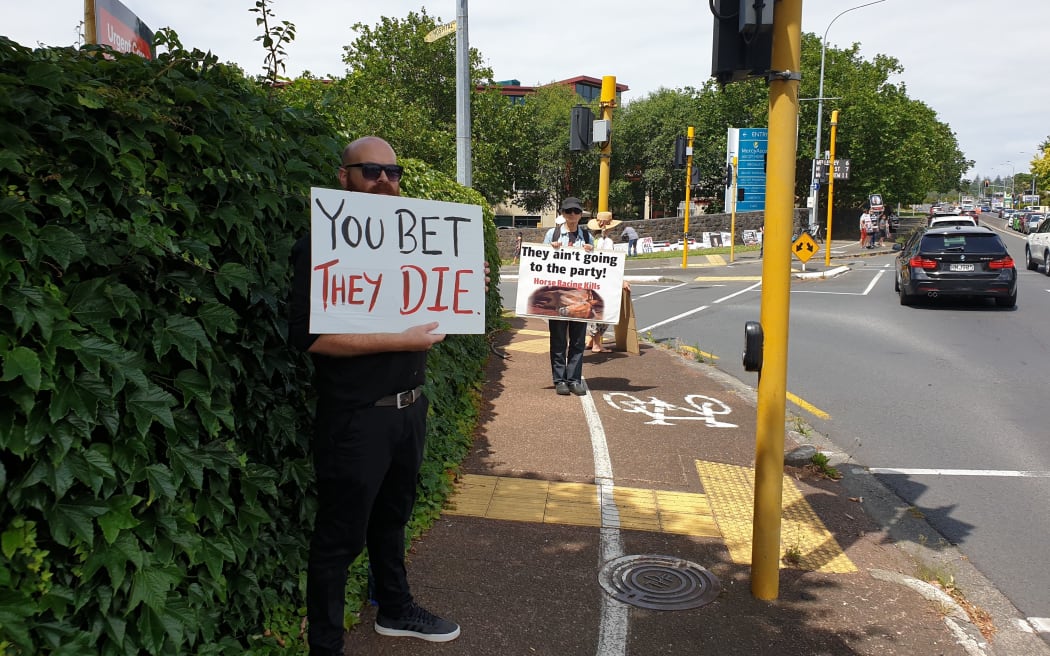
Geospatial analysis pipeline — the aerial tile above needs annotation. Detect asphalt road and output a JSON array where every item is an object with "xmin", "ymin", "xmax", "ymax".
[{"xmin": 499, "ymin": 221, "xmax": 1050, "ymax": 641}]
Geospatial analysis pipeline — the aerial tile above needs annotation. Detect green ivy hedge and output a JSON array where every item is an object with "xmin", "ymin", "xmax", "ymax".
[{"xmin": 0, "ymin": 35, "xmax": 499, "ymax": 654}]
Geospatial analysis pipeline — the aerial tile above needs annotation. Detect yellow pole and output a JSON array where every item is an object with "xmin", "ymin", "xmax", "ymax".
[
  {"xmin": 597, "ymin": 76, "xmax": 617, "ymax": 213},
  {"xmin": 730, "ymin": 155, "xmax": 738, "ymax": 262},
  {"xmin": 84, "ymin": 0, "xmax": 97, "ymax": 45},
  {"xmin": 824, "ymin": 110, "xmax": 839, "ymax": 267},
  {"xmin": 751, "ymin": 0, "xmax": 802, "ymax": 601},
  {"xmin": 681, "ymin": 126, "xmax": 695, "ymax": 268}
]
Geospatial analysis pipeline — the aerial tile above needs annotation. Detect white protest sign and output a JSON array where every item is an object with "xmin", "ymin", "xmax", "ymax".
[
  {"xmin": 513, "ymin": 243, "xmax": 625, "ymax": 323},
  {"xmin": 309, "ymin": 187, "xmax": 486, "ymax": 334}
]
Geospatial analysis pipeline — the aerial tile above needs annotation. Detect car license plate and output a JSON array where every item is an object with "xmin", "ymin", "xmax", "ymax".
[{"xmin": 949, "ymin": 263, "xmax": 975, "ymax": 272}]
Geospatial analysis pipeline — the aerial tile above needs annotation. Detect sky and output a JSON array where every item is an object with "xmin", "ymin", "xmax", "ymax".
[{"xmin": 3, "ymin": 0, "xmax": 1045, "ymax": 183}]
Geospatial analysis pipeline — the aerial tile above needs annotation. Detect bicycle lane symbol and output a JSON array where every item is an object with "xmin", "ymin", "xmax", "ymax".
[{"xmin": 601, "ymin": 393, "xmax": 737, "ymax": 428}]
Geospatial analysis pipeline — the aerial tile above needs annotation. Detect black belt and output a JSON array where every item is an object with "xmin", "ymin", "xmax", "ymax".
[{"xmin": 373, "ymin": 386, "xmax": 424, "ymax": 409}]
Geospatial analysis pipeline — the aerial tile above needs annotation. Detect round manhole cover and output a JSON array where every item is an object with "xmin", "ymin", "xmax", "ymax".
[{"xmin": 598, "ymin": 554, "xmax": 721, "ymax": 611}]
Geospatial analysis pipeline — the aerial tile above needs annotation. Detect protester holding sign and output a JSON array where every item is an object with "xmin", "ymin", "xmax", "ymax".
[
  {"xmin": 289, "ymin": 136, "xmax": 476, "ymax": 651},
  {"xmin": 542, "ymin": 197, "xmax": 594, "ymax": 395}
]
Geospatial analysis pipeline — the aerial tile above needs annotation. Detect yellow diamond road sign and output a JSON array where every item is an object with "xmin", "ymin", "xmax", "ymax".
[{"xmin": 792, "ymin": 233, "xmax": 818, "ymax": 263}]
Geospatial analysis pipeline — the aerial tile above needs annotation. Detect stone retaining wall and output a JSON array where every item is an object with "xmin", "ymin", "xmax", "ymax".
[{"xmin": 496, "ymin": 209, "xmax": 809, "ymax": 260}]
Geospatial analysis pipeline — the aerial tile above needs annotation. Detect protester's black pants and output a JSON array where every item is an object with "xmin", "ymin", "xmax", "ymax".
[
  {"xmin": 306, "ymin": 399, "xmax": 428, "ymax": 655},
  {"xmin": 549, "ymin": 319, "xmax": 587, "ymax": 384}
]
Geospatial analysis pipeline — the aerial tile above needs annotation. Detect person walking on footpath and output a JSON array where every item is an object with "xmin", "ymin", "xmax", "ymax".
[
  {"xmin": 621, "ymin": 223, "xmax": 640, "ymax": 256},
  {"xmin": 544, "ymin": 197, "xmax": 593, "ymax": 395},
  {"xmin": 877, "ymin": 212, "xmax": 889, "ymax": 248},
  {"xmin": 860, "ymin": 209, "xmax": 873, "ymax": 248},
  {"xmin": 289, "ymin": 136, "xmax": 481, "ymax": 653},
  {"xmin": 512, "ymin": 230, "xmax": 523, "ymax": 264}
]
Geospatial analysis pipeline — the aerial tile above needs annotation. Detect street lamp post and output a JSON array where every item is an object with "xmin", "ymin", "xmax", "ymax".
[
  {"xmin": 808, "ymin": 0, "xmax": 887, "ymax": 229},
  {"xmin": 1005, "ymin": 162, "xmax": 1016, "ymax": 207}
]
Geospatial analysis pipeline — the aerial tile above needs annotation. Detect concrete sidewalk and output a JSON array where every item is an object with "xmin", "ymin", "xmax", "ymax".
[{"xmin": 341, "ymin": 310, "xmax": 1048, "ymax": 655}]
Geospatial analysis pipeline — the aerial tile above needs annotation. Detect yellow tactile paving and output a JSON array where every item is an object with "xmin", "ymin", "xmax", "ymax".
[
  {"xmin": 445, "ymin": 475, "xmax": 718, "ymax": 537},
  {"xmin": 504, "ymin": 337, "xmax": 549, "ymax": 353},
  {"xmin": 695, "ymin": 460, "xmax": 856, "ymax": 573}
]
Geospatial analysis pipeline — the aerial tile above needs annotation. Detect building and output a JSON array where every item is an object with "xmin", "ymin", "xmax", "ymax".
[{"xmin": 483, "ymin": 75, "xmax": 630, "ymax": 228}]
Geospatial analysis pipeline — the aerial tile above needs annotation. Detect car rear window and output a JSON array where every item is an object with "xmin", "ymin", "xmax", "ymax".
[{"xmin": 919, "ymin": 233, "xmax": 1004, "ymax": 254}]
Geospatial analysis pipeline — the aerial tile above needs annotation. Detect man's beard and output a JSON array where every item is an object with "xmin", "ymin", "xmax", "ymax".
[{"xmin": 371, "ymin": 182, "xmax": 399, "ymax": 196}]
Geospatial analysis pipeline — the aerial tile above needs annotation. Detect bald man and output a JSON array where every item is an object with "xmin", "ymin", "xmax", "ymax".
[{"xmin": 289, "ymin": 137, "xmax": 460, "ymax": 653}]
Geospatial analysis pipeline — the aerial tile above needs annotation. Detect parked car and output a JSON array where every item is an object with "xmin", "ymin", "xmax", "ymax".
[
  {"xmin": 1025, "ymin": 216, "xmax": 1050, "ymax": 274},
  {"xmin": 894, "ymin": 225, "xmax": 1016, "ymax": 307}
]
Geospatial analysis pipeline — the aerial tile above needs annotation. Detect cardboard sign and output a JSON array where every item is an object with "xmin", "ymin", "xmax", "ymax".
[
  {"xmin": 309, "ymin": 188, "xmax": 486, "ymax": 334},
  {"xmin": 513, "ymin": 243, "xmax": 625, "ymax": 323}
]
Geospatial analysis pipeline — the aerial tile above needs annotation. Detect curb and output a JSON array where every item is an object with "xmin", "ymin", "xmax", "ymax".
[{"xmin": 792, "ymin": 265, "xmax": 851, "ymax": 280}]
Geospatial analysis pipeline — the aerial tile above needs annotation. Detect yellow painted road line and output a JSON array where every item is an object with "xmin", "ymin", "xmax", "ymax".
[
  {"xmin": 679, "ymin": 345, "xmax": 720, "ymax": 361},
  {"xmin": 445, "ymin": 474, "xmax": 719, "ymax": 538},
  {"xmin": 695, "ymin": 460, "xmax": 855, "ymax": 573},
  {"xmin": 787, "ymin": 391, "xmax": 831, "ymax": 420}
]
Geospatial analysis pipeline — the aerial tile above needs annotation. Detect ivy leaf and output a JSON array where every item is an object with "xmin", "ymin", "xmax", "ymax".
[
  {"xmin": 153, "ymin": 315, "xmax": 208, "ymax": 364},
  {"xmin": 174, "ymin": 369, "xmax": 211, "ymax": 408},
  {"xmin": 37, "ymin": 224, "xmax": 88, "ymax": 267},
  {"xmin": 129, "ymin": 566, "xmax": 181, "ymax": 612},
  {"xmin": 196, "ymin": 302, "xmax": 238, "ymax": 339},
  {"xmin": 127, "ymin": 384, "xmax": 177, "ymax": 435},
  {"xmin": 98, "ymin": 495, "xmax": 141, "ymax": 544},
  {"xmin": 25, "ymin": 61, "xmax": 63, "ymax": 92},
  {"xmin": 1, "ymin": 346, "xmax": 41, "ymax": 391},
  {"xmin": 215, "ymin": 262, "xmax": 251, "ymax": 298},
  {"xmin": 144, "ymin": 464, "xmax": 177, "ymax": 504},
  {"xmin": 51, "ymin": 500, "xmax": 107, "ymax": 547}
]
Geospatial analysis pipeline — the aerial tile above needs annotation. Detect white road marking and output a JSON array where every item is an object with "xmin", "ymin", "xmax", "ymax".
[
  {"xmin": 638, "ymin": 306, "xmax": 710, "ymax": 333},
  {"xmin": 869, "ymin": 468, "xmax": 1050, "ymax": 478},
  {"xmin": 634, "ymin": 279, "xmax": 760, "ymax": 331},
  {"xmin": 636, "ymin": 282, "xmax": 688, "ymax": 299},
  {"xmin": 580, "ymin": 380, "xmax": 628, "ymax": 656},
  {"xmin": 1027, "ymin": 617, "xmax": 1050, "ymax": 633},
  {"xmin": 862, "ymin": 270, "xmax": 885, "ymax": 295}
]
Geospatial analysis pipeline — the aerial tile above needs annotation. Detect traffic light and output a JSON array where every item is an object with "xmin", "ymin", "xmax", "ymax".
[
  {"xmin": 724, "ymin": 163, "xmax": 734, "ymax": 187},
  {"xmin": 984, "ymin": 180, "xmax": 990, "ymax": 189},
  {"xmin": 673, "ymin": 136, "xmax": 686, "ymax": 169},
  {"xmin": 711, "ymin": 0, "xmax": 774, "ymax": 84},
  {"xmin": 569, "ymin": 105, "xmax": 594, "ymax": 151}
]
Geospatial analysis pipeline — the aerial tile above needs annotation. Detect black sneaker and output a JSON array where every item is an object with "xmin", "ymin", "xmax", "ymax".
[
  {"xmin": 375, "ymin": 604, "xmax": 461, "ymax": 642},
  {"xmin": 568, "ymin": 381, "xmax": 587, "ymax": 396},
  {"xmin": 555, "ymin": 381, "xmax": 570, "ymax": 395}
]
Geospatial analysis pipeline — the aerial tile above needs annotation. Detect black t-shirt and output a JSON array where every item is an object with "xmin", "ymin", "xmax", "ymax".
[{"xmin": 288, "ymin": 236, "xmax": 426, "ymax": 408}]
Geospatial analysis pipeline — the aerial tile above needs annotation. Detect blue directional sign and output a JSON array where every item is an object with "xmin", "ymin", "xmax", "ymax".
[{"xmin": 733, "ymin": 128, "xmax": 767, "ymax": 212}]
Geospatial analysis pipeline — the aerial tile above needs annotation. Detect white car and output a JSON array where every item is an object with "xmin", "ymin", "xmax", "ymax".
[
  {"xmin": 1025, "ymin": 217, "xmax": 1050, "ymax": 275},
  {"xmin": 928, "ymin": 215, "xmax": 977, "ymax": 228}
]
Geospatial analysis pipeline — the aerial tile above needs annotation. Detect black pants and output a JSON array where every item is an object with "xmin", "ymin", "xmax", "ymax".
[
  {"xmin": 306, "ymin": 399, "xmax": 428, "ymax": 655},
  {"xmin": 549, "ymin": 319, "xmax": 587, "ymax": 384}
]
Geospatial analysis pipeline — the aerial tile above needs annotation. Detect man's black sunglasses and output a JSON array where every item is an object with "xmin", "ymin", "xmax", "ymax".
[
  {"xmin": 563, "ymin": 208, "xmax": 582, "ymax": 215},
  {"xmin": 341, "ymin": 162, "xmax": 404, "ymax": 181}
]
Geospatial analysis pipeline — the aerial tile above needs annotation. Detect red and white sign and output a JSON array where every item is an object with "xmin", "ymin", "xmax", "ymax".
[
  {"xmin": 309, "ymin": 188, "xmax": 486, "ymax": 335},
  {"xmin": 94, "ymin": 0, "xmax": 155, "ymax": 59}
]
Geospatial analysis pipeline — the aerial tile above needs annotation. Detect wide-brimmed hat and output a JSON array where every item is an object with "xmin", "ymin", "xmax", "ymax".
[{"xmin": 587, "ymin": 210, "xmax": 622, "ymax": 231}]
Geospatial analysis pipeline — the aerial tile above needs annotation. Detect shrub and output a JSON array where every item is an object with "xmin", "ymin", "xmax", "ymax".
[{"xmin": 0, "ymin": 34, "xmax": 499, "ymax": 654}]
